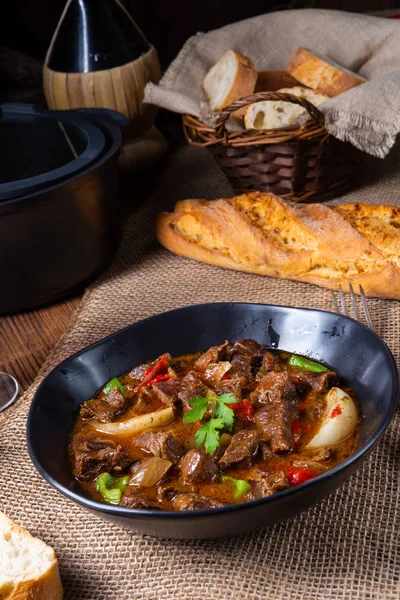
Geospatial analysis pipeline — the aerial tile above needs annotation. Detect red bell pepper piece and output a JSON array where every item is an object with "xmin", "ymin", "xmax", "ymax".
[
  {"xmin": 148, "ymin": 373, "xmax": 170, "ymax": 386},
  {"xmin": 286, "ymin": 468, "xmax": 317, "ymax": 487},
  {"xmin": 230, "ymin": 399, "xmax": 254, "ymax": 422},
  {"xmin": 330, "ymin": 405, "xmax": 342, "ymax": 418},
  {"xmin": 221, "ymin": 373, "xmax": 231, "ymax": 381},
  {"xmin": 134, "ymin": 354, "xmax": 169, "ymax": 392}
]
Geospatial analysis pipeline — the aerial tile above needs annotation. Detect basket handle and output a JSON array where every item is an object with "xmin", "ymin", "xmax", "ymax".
[{"xmin": 215, "ymin": 91, "xmax": 325, "ymax": 134}]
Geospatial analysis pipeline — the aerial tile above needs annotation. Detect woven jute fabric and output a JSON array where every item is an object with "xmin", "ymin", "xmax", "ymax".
[
  {"xmin": 144, "ymin": 9, "xmax": 400, "ymax": 158},
  {"xmin": 0, "ymin": 144, "xmax": 399, "ymax": 599}
]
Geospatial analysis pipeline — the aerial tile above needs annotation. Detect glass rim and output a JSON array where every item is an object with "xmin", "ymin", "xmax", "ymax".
[{"xmin": 0, "ymin": 371, "xmax": 19, "ymax": 413}]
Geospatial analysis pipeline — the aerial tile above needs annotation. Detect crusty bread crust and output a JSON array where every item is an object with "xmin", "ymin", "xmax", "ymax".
[
  {"xmin": 8, "ymin": 564, "xmax": 63, "ymax": 600},
  {"xmin": 203, "ymin": 50, "xmax": 257, "ymax": 110},
  {"xmin": 255, "ymin": 71, "xmax": 304, "ymax": 93},
  {"xmin": 157, "ymin": 193, "xmax": 400, "ymax": 299},
  {"xmin": 0, "ymin": 511, "xmax": 63, "ymax": 600},
  {"xmin": 286, "ymin": 48, "xmax": 365, "ymax": 97},
  {"xmin": 334, "ymin": 202, "xmax": 400, "ymax": 269}
]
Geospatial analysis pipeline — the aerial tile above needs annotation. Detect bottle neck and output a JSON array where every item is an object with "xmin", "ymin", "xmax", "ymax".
[{"xmin": 46, "ymin": 0, "xmax": 150, "ymax": 73}]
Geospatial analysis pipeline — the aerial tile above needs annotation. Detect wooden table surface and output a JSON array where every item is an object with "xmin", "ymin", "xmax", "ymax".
[{"xmin": 0, "ymin": 296, "xmax": 81, "ymax": 392}]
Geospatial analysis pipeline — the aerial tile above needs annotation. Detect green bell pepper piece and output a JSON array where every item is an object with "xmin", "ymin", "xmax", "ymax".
[
  {"xmin": 102, "ymin": 377, "xmax": 125, "ymax": 395},
  {"xmin": 288, "ymin": 354, "xmax": 328, "ymax": 373},
  {"xmin": 95, "ymin": 473, "xmax": 129, "ymax": 505},
  {"xmin": 220, "ymin": 475, "xmax": 252, "ymax": 499}
]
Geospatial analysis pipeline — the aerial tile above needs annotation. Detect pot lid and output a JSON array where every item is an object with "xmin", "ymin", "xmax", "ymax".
[{"xmin": 0, "ymin": 104, "xmax": 106, "ymax": 201}]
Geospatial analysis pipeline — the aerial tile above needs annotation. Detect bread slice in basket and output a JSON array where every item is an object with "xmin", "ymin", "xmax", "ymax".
[
  {"xmin": 203, "ymin": 50, "xmax": 257, "ymax": 110},
  {"xmin": 157, "ymin": 192, "xmax": 400, "ymax": 299},
  {"xmin": 286, "ymin": 48, "xmax": 365, "ymax": 97},
  {"xmin": 244, "ymin": 86, "xmax": 329, "ymax": 129},
  {"xmin": 0, "ymin": 509, "xmax": 63, "ymax": 600}
]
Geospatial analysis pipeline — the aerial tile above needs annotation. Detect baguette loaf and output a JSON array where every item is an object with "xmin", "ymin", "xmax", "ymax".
[
  {"xmin": 203, "ymin": 50, "xmax": 257, "ymax": 111},
  {"xmin": 0, "ymin": 510, "xmax": 63, "ymax": 600},
  {"xmin": 156, "ymin": 192, "xmax": 400, "ymax": 299},
  {"xmin": 244, "ymin": 86, "xmax": 329, "ymax": 130},
  {"xmin": 286, "ymin": 48, "xmax": 365, "ymax": 97}
]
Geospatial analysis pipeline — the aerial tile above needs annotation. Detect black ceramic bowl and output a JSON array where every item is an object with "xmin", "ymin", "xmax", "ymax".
[{"xmin": 27, "ymin": 303, "xmax": 398, "ymax": 539}]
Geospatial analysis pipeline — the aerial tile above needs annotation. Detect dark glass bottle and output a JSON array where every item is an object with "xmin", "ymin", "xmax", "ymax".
[{"xmin": 47, "ymin": 0, "xmax": 150, "ymax": 73}]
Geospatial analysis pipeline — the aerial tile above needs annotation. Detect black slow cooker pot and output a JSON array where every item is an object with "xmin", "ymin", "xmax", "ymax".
[{"xmin": 0, "ymin": 104, "xmax": 125, "ymax": 314}]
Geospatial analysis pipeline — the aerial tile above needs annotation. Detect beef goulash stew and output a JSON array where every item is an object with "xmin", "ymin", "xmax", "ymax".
[{"xmin": 69, "ymin": 339, "xmax": 359, "ymax": 510}]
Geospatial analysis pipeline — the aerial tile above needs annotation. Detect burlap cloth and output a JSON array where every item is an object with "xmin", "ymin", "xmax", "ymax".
[
  {"xmin": 1, "ymin": 143, "xmax": 400, "ymax": 599},
  {"xmin": 144, "ymin": 9, "xmax": 400, "ymax": 158}
]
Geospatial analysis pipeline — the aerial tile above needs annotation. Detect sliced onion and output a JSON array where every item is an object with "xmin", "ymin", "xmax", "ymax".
[
  {"xmin": 203, "ymin": 361, "xmax": 232, "ymax": 384},
  {"xmin": 92, "ymin": 407, "xmax": 174, "ymax": 436},
  {"xmin": 307, "ymin": 387, "xmax": 358, "ymax": 448},
  {"xmin": 129, "ymin": 457, "xmax": 172, "ymax": 487}
]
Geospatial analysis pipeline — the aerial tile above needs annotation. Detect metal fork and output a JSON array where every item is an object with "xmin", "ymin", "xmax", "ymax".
[{"xmin": 331, "ymin": 284, "xmax": 373, "ymax": 330}]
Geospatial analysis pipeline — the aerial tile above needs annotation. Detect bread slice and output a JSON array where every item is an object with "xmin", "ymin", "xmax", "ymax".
[
  {"xmin": 203, "ymin": 50, "xmax": 257, "ymax": 111},
  {"xmin": 255, "ymin": 71, "xmax": 304, "ymax": 93},
  {"xmin": 244, "ymin": 86, "xmax": 329, "ymax": 130},
  {"xmin": 286, "ymin": 48, "xmax": 365, "ymax": 97},
  {"xmin": 0, "ymin": 510, "xmax": 63, "ymax": 600},
  {"xmin": 156, "ymin": 192, "xmax": 400, "ymax": 299}
]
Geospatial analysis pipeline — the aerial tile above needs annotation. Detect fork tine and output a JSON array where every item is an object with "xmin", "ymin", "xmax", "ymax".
[
  {"xmin": 360, "ymin": 285, "xmax": 373, "ymax": 329},
  {"xmin": 339, "ymin": 285, "xmax": 349, "ymax": 317},
  {"xmin": 331, "ymin": 290, "xmax": 340, "ymax": 314},
  {"xmin": 349, "ymin": 283, "xmax": 361, "ymax": 322}
]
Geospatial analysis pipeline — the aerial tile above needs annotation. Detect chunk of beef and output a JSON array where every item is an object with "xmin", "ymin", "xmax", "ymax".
[
  {"xmin": 228, "ymin": 354, "xmax": 253, "ymax": 380},
  {"xmin": 179, "ymin": 449, "xmax": 219, "ymax": 483},
  {"xmin": 292, "ymin": 371, "xmax": 336, "ymax": 421},
  {"xmin": 80, "ymin": 387, "xmax": 127, "ymax": 423},
  {"xmin": 250, "ymin": 371, "xmax": 297, "ymax": 407},
  {"xmin": 219, "ymin": 430, "xmax": 259, "ymax": 469},
  {"xmin": 152, "ymin": 378, "xmax": 181, "ymax": 407},
  {"xmin": 231, "ymin": 339, "xmax": 266, "ymax": 359},
  {"xmin": 255, "ymin": 405, "xmax": 294, "ymax": 453},
  {"xmin": 120, "ymin": 491, "xmax": 160, "ymax": 509},
  {"xmin": 259, "ymin": 442, "xmax": 274, "ymax": 460},
  {"xmin": 229, "ymin": 339, "xmax": 265, "ymax": 381},
  {"xmin": 133, "ymin": 387, "xmax": 155, "ymax": 415},
  {"xmin": 72, "ymin": 439, "xmax": 130, "ymax": 481},
  {"xmin": 171, "ymin": 493, "xmax": 225, "ymax": 510},
  {"xmin": 194, "ymin": 341, "xmax": 231, "ymax": 370},
  {"xmin": 213, "ymin": 377, "xmax": 244, "ymax": 401},
  {"xmin": 256, "ymin": 351, "xmax": 283, "ymax": 380},
  {"xmin": 129, "ymin": 362, "xmax": 148, "ymax": 381},
  {"xmin": 253, "ymin": 471, "xmax": 289, "ymax": 498},
  {"xmin": 292, "ymin": 371, "xmax": 336, "ymax": 395},
  {"xmin": 253, "ymin": 372, "xmax": 298, "ymax": 453},
  {"xmin": 133, "ymin": 431, "xmax": 184, "ymax": 463},
  {"xmin": 178, "ymin": 371, "xmax": 215, "ymax": 412}
]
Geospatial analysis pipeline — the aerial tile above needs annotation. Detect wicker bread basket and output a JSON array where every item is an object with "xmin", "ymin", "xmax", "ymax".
[{"xmin": 183, "ymin": 92, "xmax": 364, "ymax": 202}]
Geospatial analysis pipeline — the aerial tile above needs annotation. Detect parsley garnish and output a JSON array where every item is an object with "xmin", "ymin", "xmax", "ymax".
[{"xmin": 183, "ymin": 393, "xmax": 237, "ymax": 454}]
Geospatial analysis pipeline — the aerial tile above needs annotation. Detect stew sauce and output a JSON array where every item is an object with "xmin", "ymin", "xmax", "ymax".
[{"xmin": 69, "ymin": 339, "xmax": 359, "ymax": 511}]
